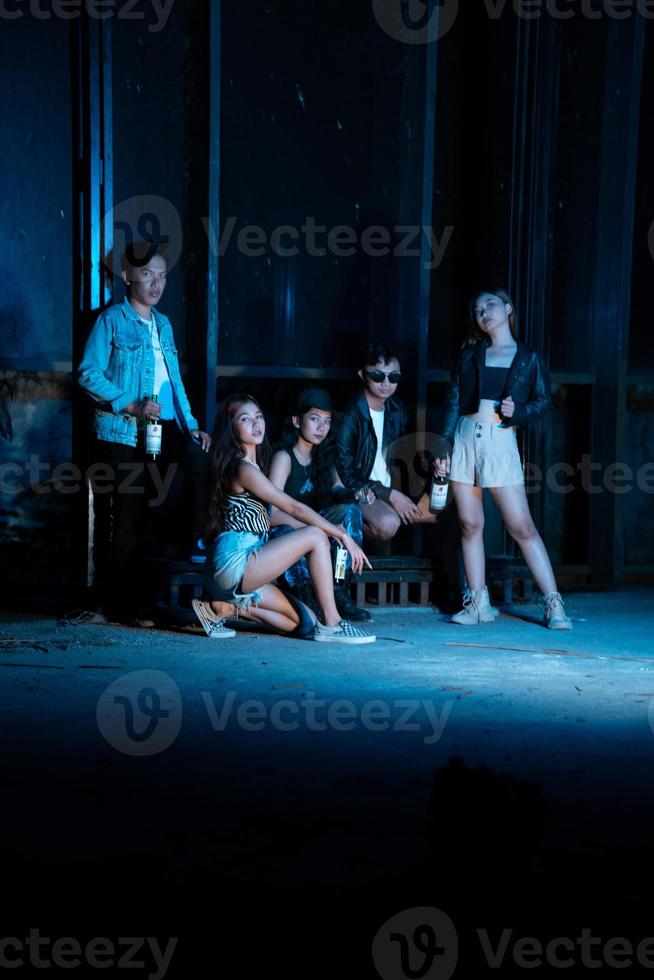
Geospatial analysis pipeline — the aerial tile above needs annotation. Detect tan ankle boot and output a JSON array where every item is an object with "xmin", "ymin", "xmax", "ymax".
[
  {"xmin": 543, "ymin": 592, "xmax": 573, "ymax": 630},
  {"xmin": 451, "ymin": 587, "xmax": 496, "ymax": 625},
  {"xmin": 463, "ymin": 587, "xmax": 499, "ymax": 619}
]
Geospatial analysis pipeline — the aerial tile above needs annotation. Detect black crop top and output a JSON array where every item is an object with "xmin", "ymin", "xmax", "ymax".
[
  {"xmin": 480, "ymin": 366, "xmax": 509, "ymax": 402},
  {"xmin": 284, "ymin": 449, "xmax": 318, "ymax": 508}
]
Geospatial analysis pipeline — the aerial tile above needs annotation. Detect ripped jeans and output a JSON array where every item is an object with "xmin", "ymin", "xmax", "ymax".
[{"xmin": 269, "ymin": 503, "xmax": 363, "ymax": 588}]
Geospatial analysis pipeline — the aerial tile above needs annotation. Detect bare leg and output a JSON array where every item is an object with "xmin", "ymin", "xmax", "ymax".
[
  {"xmin": 362, "ymin": 499, "xmax": 401, "ymax": 541},
  {"xmin": 237, "ymin": 583, "xmax": 310, "ymax": 633},
  {"xmin": 488, "ymin": 485, "xmax": 557, "ymax": 594},
  {"xmin": 451, "ymin": 482, "xmax": 486, "ymax": 590},
  {"xmin": 240, "ymin": 526, "xmax": 342, "ymax": 626}
]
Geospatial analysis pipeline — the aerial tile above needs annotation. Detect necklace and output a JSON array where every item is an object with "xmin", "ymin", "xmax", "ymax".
[{"xmin": 292, "ymin": 447, "xmax": 312, "ymax": 476}]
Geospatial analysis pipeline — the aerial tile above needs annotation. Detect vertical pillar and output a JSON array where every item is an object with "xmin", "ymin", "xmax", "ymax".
[
  {"xmin": 395, "ymin": 8, "xmax": 438, "ymax": 441},
  {"xmin": 588, "ymin": 17, "xmax": 645, "ymax": 585},
  {"xmin": 71, "ymin": 14, "xmax": 113, "ymax": 595},
  {"xmin": 206, "ymin": 0, "xmax": 221, "ymax": 432},
  {"xmin": 508, "ymin": 15, "xmax": 559, "ymax": 538}
]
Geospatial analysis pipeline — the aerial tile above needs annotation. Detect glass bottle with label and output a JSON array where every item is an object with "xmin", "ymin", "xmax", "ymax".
[
  {"xmin": 145, "ymin": 394, "xmax": 162, "ymax": 460},
  {"xmin": 429, "ymin": 474, "xmax": 449, "ymax": 513}
]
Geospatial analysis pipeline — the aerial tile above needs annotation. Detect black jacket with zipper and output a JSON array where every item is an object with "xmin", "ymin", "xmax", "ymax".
[
  {"xmin": 440, "ymin": 339, "xmax": 552, "ymax": 448},
  {"xmin": 335, "ymin": 391, "xmax": 407, "ymax": 503}
]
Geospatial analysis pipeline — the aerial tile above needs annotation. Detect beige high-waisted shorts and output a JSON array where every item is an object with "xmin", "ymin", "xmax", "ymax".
[{"xmin": 450, "ymin": 417, "xmax": 524, "ymax": 488}]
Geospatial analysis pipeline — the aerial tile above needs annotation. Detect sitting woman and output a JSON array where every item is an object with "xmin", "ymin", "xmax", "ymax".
[
  {"xmin": 437, "ymin": 287, "xmax": 572, "ymax": 630},
  {"xmin": 268, "ymin": 387, "xmax": 371, "ymax": 623},
  {"xmin": 192, "ymin": 393, "xmax": 376, "ymax": 644}
]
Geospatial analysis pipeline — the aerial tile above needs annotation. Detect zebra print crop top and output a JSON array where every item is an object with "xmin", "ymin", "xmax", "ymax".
[{"xmin": 222, "ymin": 491, "xmax": 271, "ymax": 537}]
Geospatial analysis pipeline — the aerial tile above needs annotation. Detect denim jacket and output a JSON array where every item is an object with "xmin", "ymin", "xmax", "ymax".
[{"xmin": 78, "ymin": 299, "xmax": 199, "ymax": 447}]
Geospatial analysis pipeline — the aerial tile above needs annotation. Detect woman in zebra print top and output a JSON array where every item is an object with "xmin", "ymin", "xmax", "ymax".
[{"xmin": 193, "ymin": 394, "xmax": 376, "ymax": 644}]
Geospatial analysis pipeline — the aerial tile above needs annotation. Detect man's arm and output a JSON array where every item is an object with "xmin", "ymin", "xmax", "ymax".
[
  {"xmin": 78, "ymin": 313, "xmax": 137, "ymax": 414},
  {"xmin": 335, "ymin": 410, "xmax": 366, "ymax": 493}
]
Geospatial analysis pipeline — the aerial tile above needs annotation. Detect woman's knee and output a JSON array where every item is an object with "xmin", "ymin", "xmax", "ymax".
[
  {"xmin": 460, "ymin": 517, "xmax": 484, "ymax": 538},
  {"xmin": 306, "ymin": 525, "xmax": 330, "ymax": 549},
  {"xmin": 376, "ymin": 513, "xmax": 401, "ymax": 541},
  {"xmin": 507, "ymin": 519, "xmax": 538, "ymax": 542}
]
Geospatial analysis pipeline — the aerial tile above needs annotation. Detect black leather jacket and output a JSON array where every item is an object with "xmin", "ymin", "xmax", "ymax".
[
  {"xmin": 440, "ymin": 339, "xmax": 552, "ymax": 448},
  {"xmin": 335, "ymin": 391, "xmax": 407, "ymax": 502}
]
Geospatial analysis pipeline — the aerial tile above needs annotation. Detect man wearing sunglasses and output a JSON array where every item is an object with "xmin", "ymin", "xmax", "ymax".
[{"xmin": 336, "ymin": 342, "xmax": 435, "ymax": 540}]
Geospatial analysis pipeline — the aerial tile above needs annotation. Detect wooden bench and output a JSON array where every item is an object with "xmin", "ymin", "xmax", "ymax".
[
  {"xmin": 147, "ymin": 554, "xmax": 435, "ymax": 619},
  {"xmin": 352, "ymin": 556, "xmax": 433, "ymax": 608},
  {"xmin": 146, "ymin": 559, "xmax": 204, "ymax": 622},
  {"xmin": 486, "ymin": 556, "xmax": 534, "ymax": 603}
]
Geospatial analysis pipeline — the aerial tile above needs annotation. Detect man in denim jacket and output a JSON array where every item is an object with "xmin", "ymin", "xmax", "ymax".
[{"xmin": 79, "ymin": 241, "xmax": 210, "ymax": 623}]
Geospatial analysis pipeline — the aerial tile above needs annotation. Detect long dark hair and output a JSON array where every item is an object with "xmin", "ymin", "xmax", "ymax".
[
  {"xmin": 465, "ymin": 287, "xmax": 519, "ymax": 346},
  {"xmin": 205, "ymin": 393, "xmax": 271, "ymax": 544},
  {"xmin": 277, "ymin": 415, "xmax": 337, "ymax": 510}
]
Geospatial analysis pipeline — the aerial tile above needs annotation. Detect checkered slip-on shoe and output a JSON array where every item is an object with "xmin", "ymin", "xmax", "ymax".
[
  {"xmin": 312, "ymin": 619, "xmax": 376, "ymax": 644},
  {"xmin": 192, "ymin": 599, "xmax": 236, "ymax": 639}
]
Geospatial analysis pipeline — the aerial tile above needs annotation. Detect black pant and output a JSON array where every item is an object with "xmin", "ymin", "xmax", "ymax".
[{"xmin": 91, "ymin": 425, "xmax": 209, "ymax": 617}]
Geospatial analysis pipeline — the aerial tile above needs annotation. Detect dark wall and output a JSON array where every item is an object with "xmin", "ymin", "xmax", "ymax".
[
  {"xmin": 0, "ymin": 16, "xmax": 73, "ymax": 363},
  {"xmin": 0, "ymin": 14, "xmax": 74, "ymax": 592},
  {"xmin": 1, "ymin": 3, "xmax": 652, "ymax": 599},
  {"xmin": 219, "ymin": 0, "xmax": 405, "ymax": 370}
]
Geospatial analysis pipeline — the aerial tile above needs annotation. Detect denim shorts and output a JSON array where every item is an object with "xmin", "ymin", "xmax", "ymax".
[
  {"xmin": 204, "ymin": 530, "xmax": 268, "ymax": 609},
  {"xmin": 450, "ymin": 417, "xmax": 524, "ymax": 488}
]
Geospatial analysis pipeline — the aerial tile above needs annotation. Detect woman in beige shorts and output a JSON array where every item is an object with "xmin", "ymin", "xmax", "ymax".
[{"xmin": 437, "ymin": 288, "xmax": 572, "ymax": 630}]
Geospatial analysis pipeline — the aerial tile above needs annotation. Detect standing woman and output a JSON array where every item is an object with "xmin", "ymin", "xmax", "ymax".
[
  {"xmin": 192, "ymin": 393, "xmax": 376, "ymax": 644},
  {"xmin": 437, "ymin": 288, "xmax": 572, "ymax": 630}
]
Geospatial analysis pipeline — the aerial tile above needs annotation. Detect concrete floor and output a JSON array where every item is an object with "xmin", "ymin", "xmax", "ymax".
[{"xmin": 1, "ymin": 589, "xmax": 653, "ymax": 977}]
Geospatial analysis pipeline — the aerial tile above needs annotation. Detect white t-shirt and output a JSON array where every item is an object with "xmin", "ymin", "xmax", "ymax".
[
  {"xmin": 139, "ymin": 314, "xmax": 175, "ymax": 421},
  {"xmin": 369, "ymin": 407, "xmax": 391, "ymax": 487}
]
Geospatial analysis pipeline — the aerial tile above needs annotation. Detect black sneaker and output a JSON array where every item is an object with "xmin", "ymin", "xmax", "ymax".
[{"xmin": 334, "ymin": 586, "xmax": 372, "ymax": 622}]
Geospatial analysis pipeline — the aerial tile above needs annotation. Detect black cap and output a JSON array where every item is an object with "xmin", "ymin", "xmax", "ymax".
[{"xmin": 293, "ymin": 387, "xmax": 337, "ymax": 416}]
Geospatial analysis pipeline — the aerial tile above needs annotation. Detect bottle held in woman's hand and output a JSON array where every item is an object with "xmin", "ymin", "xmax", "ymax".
[{"xmin": 429, "ymin": 473, "xmax": 449, "ymax": 513}]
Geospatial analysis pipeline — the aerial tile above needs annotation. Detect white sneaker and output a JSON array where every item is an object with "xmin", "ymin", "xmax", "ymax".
[
  {"xmin": 192, "ymin": 598, "xmax": 236, "ymax": 639},
  {"xmin": 312, "ymin": 620, "xmax": 376, "ymax": 644}
]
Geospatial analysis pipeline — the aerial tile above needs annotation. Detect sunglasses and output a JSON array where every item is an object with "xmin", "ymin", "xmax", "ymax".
[{"xmin": 364, "ymin": 369, "xmax": 402, "ymax": 384}]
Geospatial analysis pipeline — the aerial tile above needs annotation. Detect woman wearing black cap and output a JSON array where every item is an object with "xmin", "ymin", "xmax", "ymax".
[{"xmin": 269, "ymin": 388, "xmax": 372, "ymax": 622}]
